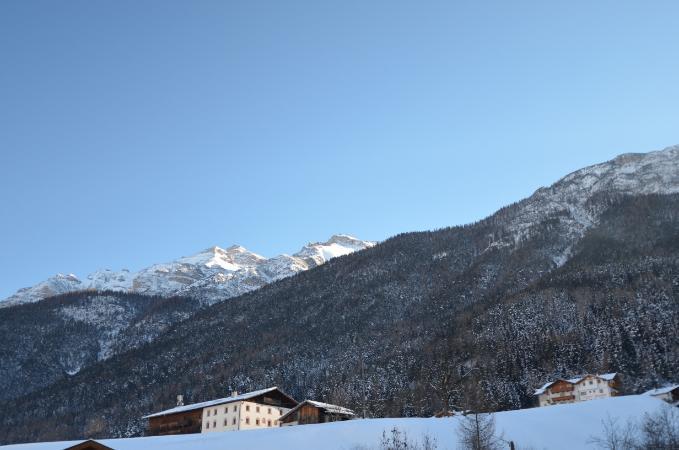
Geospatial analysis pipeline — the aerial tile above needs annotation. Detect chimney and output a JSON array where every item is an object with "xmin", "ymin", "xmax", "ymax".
[
  {"xmin": 231, "ymin": 391, "xmax": 238, "ymax": 397},
  {"xmin": 176, "ymin": 395, "xmax": 184, "ymax": 406}
]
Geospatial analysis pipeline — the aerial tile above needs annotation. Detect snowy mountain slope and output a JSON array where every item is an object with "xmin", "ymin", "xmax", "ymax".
[
  {"xmin": 1, "ymin": 274, "xmax": 84, "ymax": 306},
  {"xmin": 0, "ymin": 235, "xmax": 375, "ymax": 308},
  {"xmin": 480, "ymin": 145, "xmax": 679, "ymax": 265},
  {"xmin": 0, "ymin": 395, "xmax": 671, "ymax": 450}
]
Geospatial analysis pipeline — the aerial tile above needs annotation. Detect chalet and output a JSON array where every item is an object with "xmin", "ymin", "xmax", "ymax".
[
  {"xmin": 644, "ymin": 384, "xmax": 679, "ymax": 406},
  {"xmin": 143, "ymin": 387, "xmax": 298, "ymax": 435},
  {"xmin": 279, "ymin": 400, "xmax": 356, "ymax": 426},
  {"xmin": 534, "ymin": 373, "xmax": 622, "ymax": 407}
]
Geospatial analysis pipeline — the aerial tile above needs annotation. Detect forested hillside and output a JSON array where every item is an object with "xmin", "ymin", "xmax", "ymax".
[
  {"xmin": 1, "ymin": 191, "xmax": 677, "ymax": 444},
  {"xmin": 0, "ymin": 292, "xmax": 201, "ymax": 401}
]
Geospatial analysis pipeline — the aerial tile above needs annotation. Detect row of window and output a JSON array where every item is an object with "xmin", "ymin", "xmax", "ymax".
[
  {"xmin": 205, "ymin": 404, "xmax": 281, "ymax": 417},
  {"xmin": 204, "ymin": 417, "xmax": 279, "ymax": 429},
  {"xmin": 582, "ymin": 389, "xmax": 605, "ymax": 395},
  {"xmin": 206, "ymin": 405, "xmax": 238, "ymax": 417},
  {"xmin": 245, "ymin": 417, "xmax": 277, "ymax": 427}
]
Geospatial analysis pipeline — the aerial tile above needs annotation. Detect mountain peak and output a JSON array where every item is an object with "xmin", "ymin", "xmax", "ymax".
[{"xmin": 1, "ymin": 234, "xmax": 374, "ymax": 308}]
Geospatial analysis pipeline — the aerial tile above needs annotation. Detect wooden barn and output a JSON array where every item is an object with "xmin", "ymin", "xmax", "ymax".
[
  {"xmin": 279, "ymin": 400, "xmax": 356, "ymax": 426},
  {"xmin": 144, "ymin": 405, "xmax": 203, "ymax": 436}
]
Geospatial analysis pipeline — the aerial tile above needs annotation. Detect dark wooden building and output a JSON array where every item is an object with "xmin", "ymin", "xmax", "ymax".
[
  {"xmin": 279, "ymin": 400, "xmax": 356, "ymax": 426},
  {"xmin": 64, "ymin": 441, "xmax": 114, "ymax": 450},
  {"xmin": 145, "ymin": 407, "xmax": 203, "ymax": 436}
]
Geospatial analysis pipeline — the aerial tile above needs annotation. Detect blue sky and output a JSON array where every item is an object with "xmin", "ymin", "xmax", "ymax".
[{"xmin": 1, "ymin": 0, "xmax": 678, "ymax": 297}]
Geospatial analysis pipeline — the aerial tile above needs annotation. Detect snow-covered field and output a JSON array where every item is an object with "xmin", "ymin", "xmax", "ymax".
[{"xmin": 1, "ymin": 395, "xmax": 672, "ymax": 449}]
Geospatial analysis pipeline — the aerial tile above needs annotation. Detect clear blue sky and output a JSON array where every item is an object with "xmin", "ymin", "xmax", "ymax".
[{"xmin": 1, "ymin": 0, "xmax": 678, "ymax": 298}]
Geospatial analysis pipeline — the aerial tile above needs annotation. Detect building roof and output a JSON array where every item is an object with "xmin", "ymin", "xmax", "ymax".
[
  {"xmin": 279, "ymin": 400, "xmax": 356, "ymax": 421},
  {"xmin": 533, "ymin": 373, "xmax": 619, "ymax": 395},
  {"xmin": 143, "ymin": 387, "xmax": 295, "ymax": 419},
  {"xmin": 643, "ymin": 384, "xmax": 679, "ymax": 396}
]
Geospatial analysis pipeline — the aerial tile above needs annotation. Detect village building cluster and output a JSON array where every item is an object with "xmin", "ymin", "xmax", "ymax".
[
  {"xmin": 141, "ymin": 376, "xmax": 677, "ymax": 437},
  {"xmin": 143, "ymin": 387, "xmax": 356, "ymax": 436}
]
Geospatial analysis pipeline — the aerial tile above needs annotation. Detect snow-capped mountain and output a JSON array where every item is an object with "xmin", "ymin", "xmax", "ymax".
[
  {"xmin": 487, "ymin": 145, "xmax": 679, "ymax": 264},
  {"xmin": 0, "ymin": 235, "xmax": 375, "ymax": 308}
]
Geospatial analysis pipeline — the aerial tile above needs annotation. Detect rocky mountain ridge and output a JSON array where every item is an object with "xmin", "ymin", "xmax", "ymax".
[{"xmin": 1, "ymin": 234, "xmax": 375, "ymax": 308}]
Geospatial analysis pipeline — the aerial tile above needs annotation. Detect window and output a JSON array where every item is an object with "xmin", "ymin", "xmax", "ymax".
[
  {"xmin": 225, "ymin": 407, "xmax": 228, "ymax": 414},
  {"xmin": 256, "ymin": 406, "xmax": 260, "ymax": 413},
  {"xmin": 232, "ymin": 417, "xmax": 236, "ymax": 425},
  {"xmin": 268, "ymin": 408, "xmax": 271, "ymax": 414},
  {"xmin": 246, "ymin": 417, "xmax": 250, "ymax": 424},
  {"xmin": 213, "ymin": 420, "xmax": 216, "ymax": 428},
  {"xmin": 256, "ymin": 418, "xmax": 260, "ymax": 426},
  {"xmin": 599, "ymin": 389, "xmax": 604, "ymax": 393},
  {"xmin": 206, "ymin": 422, "xmax": 210, "ymax": 429},
  {"xmin": 268, "ymin": 420, "xmax": 272, "ymax": 427},
  {"xmin": 214, "ymin": 408, "xmax": 217, "ymax": 415},
  {"xmin": 224, "ymin": 419, "xmax": 227, "ymax": 426},
  {"xmin": 246, "ymin": 405, "xmax": 250, "ymax": 412},
  {"xmin": 234, "ymin": 405, "xmax": 238, "ymax": 412},
  {"xmin": 207, "ymin": 410, "xmax": 211, "ymax": 417}
]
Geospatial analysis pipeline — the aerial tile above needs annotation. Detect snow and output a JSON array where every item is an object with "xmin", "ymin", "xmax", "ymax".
[
  {"xmin": 305, "ymin": 400, "xmax": 356, "ymax": 416},
  {"xmin": 533, "ymin": 381, "xmax": 554, "ymax": 395},
  {"xmin": 279, "ymin": 400, "xmax": 356, "ymax": 421},
  {"xmin": 644, "ymin": 384, "xmax": 679, "ymax": 396},
  {"xmin": 0, "ymin": 235, "xmax": 375, "ymax": 307},
  {"xmin": 494, "ymin": 144, "xmax": 679, "ymax": 261},
  {"xmin": 0, "ymin": 395, "xmax": 670, "ymax": 450}
]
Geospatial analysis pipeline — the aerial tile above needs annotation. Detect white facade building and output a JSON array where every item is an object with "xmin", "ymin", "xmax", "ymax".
[
  {"xmin": 144, "ymin": 387, "xmax": 297, "ymax": 435},
  {"xmin": 201, "ymin": 398, "xmax": 289, "ymax": 432},
  {"xmin": 534, "ymin": 373, "xmax": 621, "ymax": 407}
]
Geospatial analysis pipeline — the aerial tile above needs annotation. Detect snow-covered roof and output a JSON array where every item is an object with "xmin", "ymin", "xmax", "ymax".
[
  {"xmin": 533, "ymin": 381, "xmax": 556, "ymax": 396},
  {"xmin": 533, "ymin": 373, "xmax": 619, "ymax": 395},
  {"xmin": 643, "ymin": 384, "xmax": 679, "ymax": 396},
  {"xmin": 143, "ymin": 387, "xmax": 292, "ymax": 418},
  {"xmin": 279, "ymin": 400, "xmax": 356, "ymax": 421}
]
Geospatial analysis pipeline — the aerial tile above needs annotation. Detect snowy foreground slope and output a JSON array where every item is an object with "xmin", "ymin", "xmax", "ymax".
[{"xmin": 0, "ymin": 396, "xmax": 670, "ymax": 450}]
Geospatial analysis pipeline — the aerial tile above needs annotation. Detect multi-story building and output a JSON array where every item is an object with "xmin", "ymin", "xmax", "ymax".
[
  {"xmin": 144, "ymin": 387, "xmax": 298, "ymax": 435},
  {"xmin": 534, "ymin": 373, "xmax": 621, "ymax": 407}
]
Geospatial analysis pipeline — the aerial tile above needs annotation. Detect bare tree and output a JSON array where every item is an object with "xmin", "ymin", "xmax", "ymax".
[
  {"xmin": 587, "ymin": 415, "xmax": 638, "ymax": 450},
  {"xmin": 457, "ymin": 412, "xmax": 503, "ymax": 450},
  {"xmin": 427, "ymin": 356, "xmax": 478, "ymax": 416},
  {"xmin": 375, "ymin": 427, "xmax": 438, "ymax": 450},
  {"xmin": 638, "ymin": 407, "xmax": 679, "ymax": 450},
  {"xmin": 589, "ymin": 407, "xmax": 679, "ymax": 450}
]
